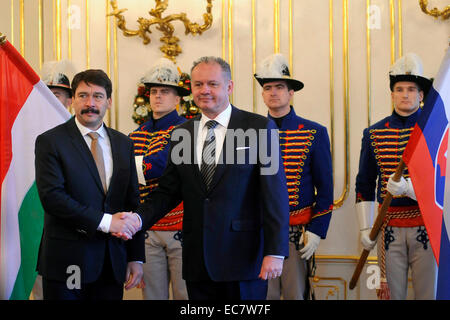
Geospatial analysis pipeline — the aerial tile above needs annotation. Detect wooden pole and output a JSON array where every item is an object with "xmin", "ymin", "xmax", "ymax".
[{"xmin": 349, "ymin": 159, "xmax": 406, "ymax": 290}]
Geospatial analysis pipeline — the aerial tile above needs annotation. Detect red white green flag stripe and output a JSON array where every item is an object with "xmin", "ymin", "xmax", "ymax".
[{"xmin": 0, "ymin": 39, "xmax": 70, "ymax": 299}]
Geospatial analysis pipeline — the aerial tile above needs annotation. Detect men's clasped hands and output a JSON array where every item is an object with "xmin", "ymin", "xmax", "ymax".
[{"xmin": 110, "ymin": 211, "xmax": 142, "ymax": 240}]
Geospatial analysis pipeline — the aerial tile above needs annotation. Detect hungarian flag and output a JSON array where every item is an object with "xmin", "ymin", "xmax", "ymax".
[
  {"xmin": 403, "ymin": 46, "xmax": 450, "ymax": 299},
  {"xmin": 0, "ymin": 39, "xmax": 71, "ymax": 299}
]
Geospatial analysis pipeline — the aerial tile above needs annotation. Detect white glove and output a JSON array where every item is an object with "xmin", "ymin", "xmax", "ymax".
[
  {"xmin": 356, "ymin": 201, "xmax": 377, "ymax": 251},
  {"xmin": 360, "ymin": 229, "xmax": 376, "ymax": 251},
  {"xmin": 299, "ymin": 231, "xmax": 320, "ymax": 260},
  {"xmin": 386, "ymin": 173, "xmax": 416, "ymax": 200}
]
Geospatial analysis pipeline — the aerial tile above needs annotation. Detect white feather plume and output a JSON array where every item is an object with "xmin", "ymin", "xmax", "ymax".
[
  {"xmin": 141, "ymin": 58, "xmax": 180, "ymax": 85},
  {"xmin": 390, "ymin": 52, "xmax": 424, "ymax": 76},
  {"xmin": 41, "ymin": 60, "xmax": 76, "ymax": 85},
  {"xmin": 256, "ymin": 53, "xmax": 289, "ymax": 78}
]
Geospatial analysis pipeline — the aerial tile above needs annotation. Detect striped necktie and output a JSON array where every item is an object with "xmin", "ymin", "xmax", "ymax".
[{"xmin": 200, "ymin": 120, "xmax": 219, "ymax": 190}]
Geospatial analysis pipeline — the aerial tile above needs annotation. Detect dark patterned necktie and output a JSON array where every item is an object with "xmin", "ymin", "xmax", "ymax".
[{"xmin": 200, "ymin": 120, "xmax": 219, "ymax": 189}]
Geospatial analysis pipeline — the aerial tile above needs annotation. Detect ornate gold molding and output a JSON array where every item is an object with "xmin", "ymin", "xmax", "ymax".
[
  {"xmin": 108, "ymin": 0, "xmax": 214, "ymax": 62},
  {"xmin": 10, "ymin": 0, "xmax": 14, "ymax": 46},
  {"xmin": 398, "ymin": 0, "xmax": 403, "ymax": 57},
  {"xmin": 313, "ymin": 284, "xmax": 340, "ymax": 299},
  {"xmin": 316, "ymin": 254, "xmax": 378, "ymax": 262},
  {"xmin": 274, "ymin": 0, "xmax": 279, "ymax": 53},
  {"xmin": 332, "ymin": 0, "xmax": 350, "ymax": 209},
  {"xmin": 86, "ymin": 0, "xmax": 90, "ymax": 68},
  {"xmin": 19, "ymin": 0, "xmax": 24, "ymax": 56},
  {"xmin": 68, "ymin": 0, "xmax": 72, "ymax": 60},
  {"xmin": 419, "ymin": 0, "xmax": 450, "ymax": 20},
  {"xmin": 56, "ymin": 0, "xmax": 62, "ymax": 61},
  {"xmin": 313, "ymin": 276, "xmax": 347, "ymax": 300},
  {"xmin": 39, "ymin": 0, "xmax": 44, "ymax": 69}
]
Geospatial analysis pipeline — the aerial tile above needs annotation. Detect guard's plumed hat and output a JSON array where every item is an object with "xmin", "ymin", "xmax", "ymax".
[
  {"xmin": 389, "ymin": 52, "xmax": 432, "ymax": 96},
  {"xmin": 141, "ymin": 58, "xmax": 190, "ymax": 96},
  {"xmin": 254, "ymin": 53, "xmax": 304, "ymax": 91},
  {"xmin": 41, "ymin": 60, "xmax": 76, "ymax": 97}
]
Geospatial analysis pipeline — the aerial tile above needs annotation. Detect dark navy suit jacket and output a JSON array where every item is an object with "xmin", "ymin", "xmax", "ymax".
[
  {"xmin": 35, "ymin": 116, "xmax": 144, "ymax": 284},
  {"xmin": 137, "ymin": 106, "xmax": 290, "ymax": 282}
]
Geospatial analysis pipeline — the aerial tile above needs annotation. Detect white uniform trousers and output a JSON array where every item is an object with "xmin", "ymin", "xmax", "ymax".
[
  {"xmin": 141, "ymin": 230, "xmax": 188, "ymax": 300},
  {"xmin": 266, "ymin": 241, "xmax": 307, "ymax": 300},
  {"xmin": 380, "ymin": 226, "xmax": 437, "ymax": 300}
]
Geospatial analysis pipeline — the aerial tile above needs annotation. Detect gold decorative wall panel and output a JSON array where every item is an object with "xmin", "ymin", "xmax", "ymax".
[
  {"xmin": 20, "ymin": 0, "xmax": 24, "ymax": 56},
  {"xmin": 419, "ymin": 0, "xmax": 450, "ymax": 20},
  {"xmin": 108, "ymin": 0, "xmax": 214, "ymax": 62}
]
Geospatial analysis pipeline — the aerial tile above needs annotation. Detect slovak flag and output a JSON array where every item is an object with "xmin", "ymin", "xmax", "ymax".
[{"xmin": 403, "ymin": 45, "xmax": 450, "ymax": 299}]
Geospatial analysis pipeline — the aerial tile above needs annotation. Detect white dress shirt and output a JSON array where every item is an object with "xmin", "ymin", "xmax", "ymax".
[
  {"xmin": 196, "ymin": 104, "xmax": 232, "ymax": 168},
  {"xmin": 75, "ymin": 117, "xmax": 113, "ymax": 233}
]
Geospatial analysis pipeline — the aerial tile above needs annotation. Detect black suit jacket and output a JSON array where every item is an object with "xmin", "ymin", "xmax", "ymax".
[
  {"xmin": 35, "ymin": 117, "xmax": 144, "ymax": 284},
  {"xmin": 138, "ymin": 106, "xmax": 290, "ymax": 282}
]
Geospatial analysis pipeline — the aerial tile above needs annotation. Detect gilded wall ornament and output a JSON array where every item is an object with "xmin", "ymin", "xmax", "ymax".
[
  {"xmin": 419, "ymin": 0, "xmax": 450, "ymax": 20},
  {"xmin": 109, "ymin": 0, "xmax": 214, "ymax": 62}
]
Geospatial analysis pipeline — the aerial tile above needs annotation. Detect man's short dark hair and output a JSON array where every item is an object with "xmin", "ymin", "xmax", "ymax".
[
  {"xmin": 262, "ymin": 79, "xmax": 294, "ymax": 91},
  {"xmin": 391, "ymin": 80, "xmax": 422, "ymax": 92},
  {"xmin": 284, "ymin": 80, "xmax": 294, "ymax": 91},
  {"xmin": 49, "ymin": 86, "xmax": 72, "ymax": 99},
  {"xmin": 72, "ymin": 69, "xmax": 112, "ymax": 98},
  {"xmin": 147, "ymin": 84, "xmax": 180, "ymax": 97}
]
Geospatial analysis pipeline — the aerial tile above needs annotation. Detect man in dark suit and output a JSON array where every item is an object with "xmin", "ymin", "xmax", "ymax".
[
  {"xmin": 35, "ymin": 69, "xmax": 144, "ymax": 300},
  {"xmin": 134, "ymin": 56, "xmax": 290, "ymax": 300}
]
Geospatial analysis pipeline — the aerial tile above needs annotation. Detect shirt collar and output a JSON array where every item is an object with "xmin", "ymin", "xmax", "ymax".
[
  {"xmin": 200, "ymin": 104, "xmax": 232, "ymax": 130},
  {"xmin": 75, "ymin": 116, "xmax": 107, "ymax": 139}
]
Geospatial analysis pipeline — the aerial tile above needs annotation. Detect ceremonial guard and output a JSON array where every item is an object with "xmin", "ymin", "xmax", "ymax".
[
  {"xmin": 129, "ymin": 58, "xmax": 189, "ymax": 300},
  {"xmin": 355, "ymin": 53, "xmax": 437, "ymax": 299},
  {"xmin": 41, "ymin": 60, "xmax": 76, "ymax": 109},
  {"xmin": 255, "ymin": 54, "xmax": 333, "ymax": 300}
]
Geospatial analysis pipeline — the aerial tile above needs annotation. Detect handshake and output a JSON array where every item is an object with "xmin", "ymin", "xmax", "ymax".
[{"xmin": 110, "ymin": 211, "xmax": 142, "ymax": 240}]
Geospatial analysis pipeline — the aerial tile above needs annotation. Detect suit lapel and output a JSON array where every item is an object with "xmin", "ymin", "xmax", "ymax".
[
  {"xmin": 66, "ymin": 117, "xmax": 106, "ymax": 194},
  {"xmin": 107, "ymin": 125, "xmax": 124, "ymax": 197}
]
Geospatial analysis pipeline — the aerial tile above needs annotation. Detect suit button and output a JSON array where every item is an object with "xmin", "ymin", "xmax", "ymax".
[{"xmin": 205, "ymin": 198, "xmax": 209, "ymax": 202}]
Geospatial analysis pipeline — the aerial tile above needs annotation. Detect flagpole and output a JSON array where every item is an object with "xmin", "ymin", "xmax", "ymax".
[
  {"xmin": 0, "ymin": 33, "xmax": 6, "ymax": 46},
  {"xmin": 349, "ymin": 159, "xmax": 406, "ymax": 290}
]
